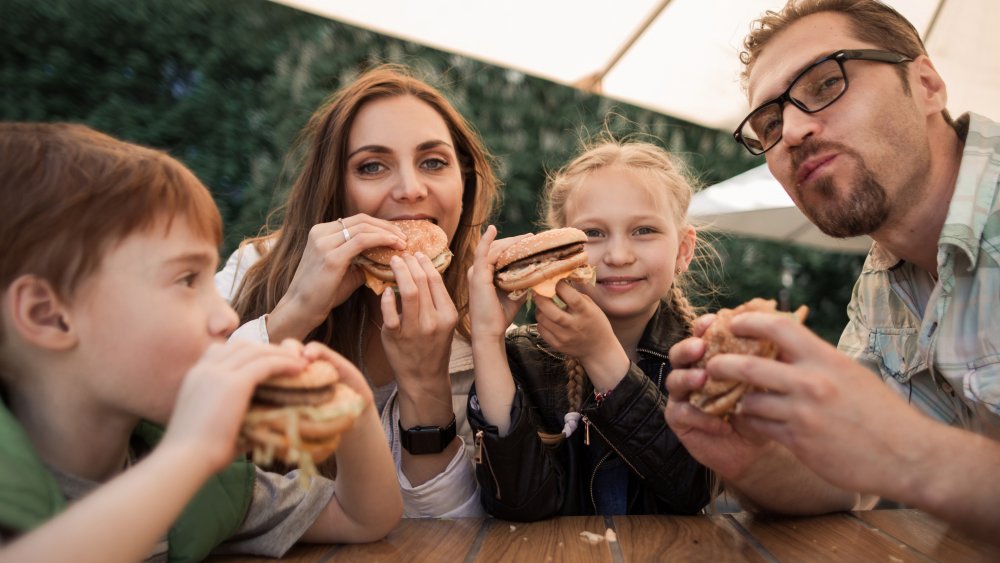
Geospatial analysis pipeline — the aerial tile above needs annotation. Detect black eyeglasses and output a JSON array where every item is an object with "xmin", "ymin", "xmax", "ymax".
[{"xmin": 733, "ymin": 49, "xmax": 913, "ymax": 155}]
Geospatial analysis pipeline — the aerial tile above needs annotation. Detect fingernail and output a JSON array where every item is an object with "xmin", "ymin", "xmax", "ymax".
[
  {"xmin": 415, "ymin": 251, "xmax": 426, "ymax": 260},
  {"xmin": 391, "ymin": 255, "xmax": 402, "ymax": 265}
]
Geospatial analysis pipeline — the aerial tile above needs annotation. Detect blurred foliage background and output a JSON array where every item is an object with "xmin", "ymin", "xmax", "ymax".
[{"xmin": 1, "ymin": 0, "xmax": 865, "ymax": 342}]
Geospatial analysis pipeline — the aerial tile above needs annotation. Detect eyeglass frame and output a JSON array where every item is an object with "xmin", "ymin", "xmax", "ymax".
[{"xmin": 733, "ymin": 49, "xmax": 914, "ymax": 155}]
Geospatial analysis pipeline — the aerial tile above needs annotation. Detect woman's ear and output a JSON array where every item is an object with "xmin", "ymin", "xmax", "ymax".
[
  {"xmin": 674, "ymin": 226, "xmax": 697, "ymax": 275},
  {"xmin": 4, "ymin": 275, "xmax": 77, "ymax": 351}
]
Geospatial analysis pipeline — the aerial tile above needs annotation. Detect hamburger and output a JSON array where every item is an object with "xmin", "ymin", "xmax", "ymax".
[
  {"xmin": 353, "ymin": 219, "xmax": 453, "ymax": 295},
  {"xmin": 494, "ymin": 227, "xmax": 596, "ymax": 300},
  {"xmin": 689, "ymin": 298, "xmax": 808, "ymax": 417},
  {"xmin": 241, "ymin": 359, "xmax": 366, "ymax": 479}
]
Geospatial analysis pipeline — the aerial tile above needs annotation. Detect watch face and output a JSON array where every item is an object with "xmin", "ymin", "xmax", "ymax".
[
  {"xmin": 400, "ymin": 417, "xmax": 457, "ymax": 455},
  {"xmin": 405, "ymin": 428, "xmax": 447, "ymax": 455}
]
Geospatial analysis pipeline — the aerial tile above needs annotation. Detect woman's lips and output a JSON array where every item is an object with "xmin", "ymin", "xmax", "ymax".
[{"xmin": 389, "ymin": 214, "xmax": 436, "ymax": 223}]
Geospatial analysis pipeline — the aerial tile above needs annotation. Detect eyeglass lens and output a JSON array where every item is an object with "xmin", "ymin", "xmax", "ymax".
[{"xmin": 741, "ymin": 58, "xmax": 847, "ymax": 152}]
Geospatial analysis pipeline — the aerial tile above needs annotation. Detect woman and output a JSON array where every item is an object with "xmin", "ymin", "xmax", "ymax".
[{"xmin": 216, "ymin": 64, "xmax": 500, "ymax": 518}]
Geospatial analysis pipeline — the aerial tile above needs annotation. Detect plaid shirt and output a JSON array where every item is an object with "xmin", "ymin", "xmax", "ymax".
[{"xmin": 838, "ymin": 112, "xmax": 1000, "ymax": 439}]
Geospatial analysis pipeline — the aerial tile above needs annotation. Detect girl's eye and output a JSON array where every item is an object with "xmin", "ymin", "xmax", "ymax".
[
  {"xmin": 634, "ymin": 226, "xmax": 658, "ymax": 236},
  {"xmin": 582, "ymin": 228, "xmax": 604, "ymax": 238},
  {"xmin": 357, "ymin": 162, "xmax": 385, "ymax": 175},
  {"xmin": 421, "ymin": 157, "xmax": 448, "ymax": 171},
  {"xmin": 179, "ymin": 272, "xmax": 199, "ymax": 288}
]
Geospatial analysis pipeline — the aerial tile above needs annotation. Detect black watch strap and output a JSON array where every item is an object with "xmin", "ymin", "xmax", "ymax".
[{"xmin": 398, "ymin": 415, "xmax": 457, "ymax": 455}]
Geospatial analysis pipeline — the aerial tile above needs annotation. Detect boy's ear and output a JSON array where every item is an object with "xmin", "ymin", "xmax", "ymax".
[{"xmin": 4, "ymin": 275, "xmax": 77, "ymax": 351}]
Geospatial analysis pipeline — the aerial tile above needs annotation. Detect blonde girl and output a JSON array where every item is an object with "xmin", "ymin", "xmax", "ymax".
[{"xmin": 466, "ymin": 139, "xmax": 711, "ymax": 519}]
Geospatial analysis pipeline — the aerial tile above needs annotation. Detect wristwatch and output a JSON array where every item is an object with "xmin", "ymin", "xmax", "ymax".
[{"xmin": 398, "ymin": 415, "xmax": 457, "ymax": 455}]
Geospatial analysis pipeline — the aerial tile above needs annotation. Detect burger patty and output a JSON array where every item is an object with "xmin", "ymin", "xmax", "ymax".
[
  {"xmin": 496, "ymin": 243, "xmax": 584, "ymax": 274},
  {"xmin": 253, "ymin": 385, "xmax": 337, "ymax": 406}
]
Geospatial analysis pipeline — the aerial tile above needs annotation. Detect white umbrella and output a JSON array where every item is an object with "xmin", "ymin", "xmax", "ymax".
[
  {"xmin": 271, "ymin": 0, "xmax": 998, "ymax": 133},
  {"xmin": 690, "ymin": 165, "xmax": 872, "ymax": 254},
  {"xmin": 271, "ymin": 0, "xmax": 996, "ymax": 253}
]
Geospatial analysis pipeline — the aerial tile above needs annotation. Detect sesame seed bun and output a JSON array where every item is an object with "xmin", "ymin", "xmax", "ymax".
[
  {"xmin": 353, "ymin": 220, "xmax": 453, "ymax": 294},
  {"xmin": 494, "ymin": 228, "xmax": 594, "ymax": 298}
]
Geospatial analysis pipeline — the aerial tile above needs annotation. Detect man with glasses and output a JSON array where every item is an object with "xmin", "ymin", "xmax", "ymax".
[{"xmin": 665, "ymin": 0, "xmax": 1000, "ymax": 543}]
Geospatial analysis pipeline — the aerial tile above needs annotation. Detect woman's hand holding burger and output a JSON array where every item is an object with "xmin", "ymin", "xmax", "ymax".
[{"xmin": 268, "ymin": 214, "xmax": 408, "ymax": 342}]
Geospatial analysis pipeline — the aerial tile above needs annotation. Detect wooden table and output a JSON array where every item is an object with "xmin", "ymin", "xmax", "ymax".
[{"xmin": 208, "ymin": 509, "xmax": 999, "ymax": 562}]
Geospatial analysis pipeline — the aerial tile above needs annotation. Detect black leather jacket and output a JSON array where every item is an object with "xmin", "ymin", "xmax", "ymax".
[{"xmin": 468, "ymin": 300, "xmax": 711, "ymax": 521}]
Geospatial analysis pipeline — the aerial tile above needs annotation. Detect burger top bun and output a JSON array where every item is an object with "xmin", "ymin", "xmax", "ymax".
[
  {"xmin": 360, "ymin": 219, "xmax": 449, "ymax": 266},
  {"xmin": 354, "ymin": 220, "xmax": 453, "ymax": 293},
  {"xmin": 252, "ymin": 359, "xmax": 340, "ymax": 406},
  {"xmin": 256, "ymin": 358, "xmax": 338, "ymax": 391},
  {"xmin": 495, "ymin": 227, "xmax": 587, "ymax": 270}
]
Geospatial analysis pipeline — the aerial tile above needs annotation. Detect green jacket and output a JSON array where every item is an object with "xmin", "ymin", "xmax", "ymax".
[{"xmin": 0, "ymin": 403, "xmax": 255, "ymax": 562}]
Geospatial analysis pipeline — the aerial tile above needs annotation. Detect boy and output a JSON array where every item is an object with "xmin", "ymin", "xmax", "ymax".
[{"xmin": 0, "ymin": 123, "xmax": 402, "ymax": 561}]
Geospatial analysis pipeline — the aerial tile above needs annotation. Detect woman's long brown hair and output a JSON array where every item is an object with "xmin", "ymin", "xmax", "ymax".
[{"xmin": 232, "ymin": 64, "xmax": 500, "ymax": 363}]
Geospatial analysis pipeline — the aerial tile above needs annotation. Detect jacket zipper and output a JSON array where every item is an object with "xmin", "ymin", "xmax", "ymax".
[
  {"xmin": 474, "ymin": 430, "xmax": 502, "ymax": 499},
  {"xmin": 588, "ymin": 450, "xmax": 612, "ymax": 514},
  {"xmin": 581, "ymin": 415, "xmax": 643, "ymax": 477},
  {"xmin": 636, "ymin": 347, "xmax": 667, "ymax": 361},
  {"xmin": 636, "ymin": 349, "xmax": 668, "ymax": 390}
]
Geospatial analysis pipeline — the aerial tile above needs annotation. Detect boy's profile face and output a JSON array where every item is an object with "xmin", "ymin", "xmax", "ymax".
[{"xmin": 67, "ymin": 215, "xmax": 237, "ymax": 424}]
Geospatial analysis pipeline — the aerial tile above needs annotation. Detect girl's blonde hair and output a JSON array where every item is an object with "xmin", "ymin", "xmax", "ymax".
[{"xmin": 542, "ymin": 139, "xmax": 701, "ymax": 414}]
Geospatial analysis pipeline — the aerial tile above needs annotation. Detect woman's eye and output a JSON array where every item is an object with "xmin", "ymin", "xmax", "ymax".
[
  {"xmin": 422, "ymin": 158, "xmax": 448, "ymax": 171},
  {"xmin": 358, "ymin": 162, "xmax": 385, "ymax": 175}
]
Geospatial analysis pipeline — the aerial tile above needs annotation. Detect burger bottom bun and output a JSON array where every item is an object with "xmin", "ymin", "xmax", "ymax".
[
  {"xmin": 356, "ymin": 251, "xmax": 453, "ymax": 295},
  {"xmin": 689, "ymin": 380, "xmax": 749, "ymax": 417},
  {"xmin": 496, "ymin": 252, "xmax": 593, "ymax": 297},
  {"xmin": 241, "ymin": 383, "xmax": 365, "ymax": 467}
]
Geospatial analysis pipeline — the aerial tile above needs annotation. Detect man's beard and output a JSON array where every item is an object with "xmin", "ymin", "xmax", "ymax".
[{"xmin": 793, "ymin": 144, "xmax": 889, "ymax": 238}]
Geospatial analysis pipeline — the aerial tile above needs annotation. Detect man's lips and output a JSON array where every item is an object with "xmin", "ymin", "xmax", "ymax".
[{"xmin": 795, "ymin": 153, "xmax": 837, "ymax": 186}]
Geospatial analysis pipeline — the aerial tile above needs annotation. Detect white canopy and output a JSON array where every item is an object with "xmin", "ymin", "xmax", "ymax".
[
  {"xmin": 272, "ymin": 0, "xmax": 998, "ymax": 133},
  {"xmin": 271, "ymin": 0, "xmax": 997, "ymax": 253}
]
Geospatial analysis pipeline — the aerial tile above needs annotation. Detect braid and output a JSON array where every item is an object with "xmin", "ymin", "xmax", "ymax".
[
  {"xmin": 668, "ymin": 282, "xmax": 697, "ymax": 333},
  {"xmin": 565, "ymin": 356, "xmax": 587, "ymax": 412}
]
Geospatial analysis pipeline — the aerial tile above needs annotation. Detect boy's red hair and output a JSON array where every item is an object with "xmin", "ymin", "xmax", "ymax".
[{"xmin": 0, "ymin": 123, "xmax": 221, "ymax": 304}]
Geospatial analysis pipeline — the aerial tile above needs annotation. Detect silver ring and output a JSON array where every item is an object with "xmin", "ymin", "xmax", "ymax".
[{"xmin": 335, "ymin": 218, "xmax": 351, "ymax": 242}]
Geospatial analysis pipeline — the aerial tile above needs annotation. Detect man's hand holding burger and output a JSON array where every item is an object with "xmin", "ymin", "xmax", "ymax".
[{"xmin": 665, "ymin": 304, "xmax": 869, "ymax": 514}]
